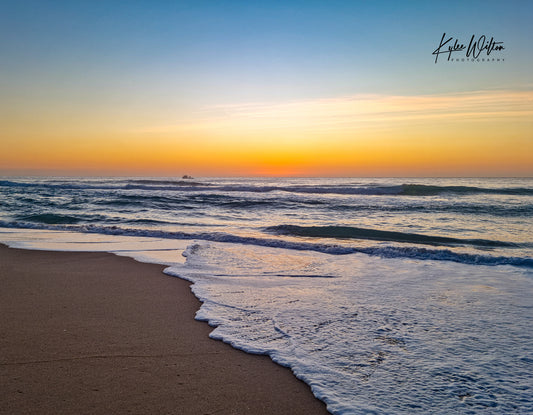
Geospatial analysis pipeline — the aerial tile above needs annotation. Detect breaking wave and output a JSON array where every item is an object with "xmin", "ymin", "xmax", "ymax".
[{"xmin": 0, "ymin": 220, "xmax": 531, "ymax": 269}]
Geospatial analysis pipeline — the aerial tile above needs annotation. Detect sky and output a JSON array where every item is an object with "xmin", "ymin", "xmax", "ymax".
[{"xmin": 1, "ymin": 0, "xmax": 532, "ymax": 177}]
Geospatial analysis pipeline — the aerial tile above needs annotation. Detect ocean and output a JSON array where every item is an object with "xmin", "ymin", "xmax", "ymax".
[{"xmin": 1, "ymin": 177, "xmax": 532, "ymax": 414}]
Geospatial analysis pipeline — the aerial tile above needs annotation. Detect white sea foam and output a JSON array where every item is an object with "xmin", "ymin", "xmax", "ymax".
[{"xmin": 168, "ymin": 240, "xmax": 533, "ymax": 414}]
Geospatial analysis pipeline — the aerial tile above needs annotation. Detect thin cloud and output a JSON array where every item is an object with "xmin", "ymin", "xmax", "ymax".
[{"xmin": 136, "ymin": 89, "xmax": 533, "ymax": 135}]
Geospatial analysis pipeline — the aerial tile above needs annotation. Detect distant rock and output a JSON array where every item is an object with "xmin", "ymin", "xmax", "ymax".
[{"xmin": 182, "ymin": 175, "xmax": 194, "ymax": 179}]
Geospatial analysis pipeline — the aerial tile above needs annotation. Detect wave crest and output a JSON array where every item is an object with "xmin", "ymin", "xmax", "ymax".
[
  {"xmin": 265, "ymin": 225, "xmax": 520, "ymax": 248},
  {"xmin": 2, "ymin": 179, "xmax": 532, "ymax": 197},
  {"xmin": 0, "ymin": 221, "xmax": 531, "ymax": 269}
]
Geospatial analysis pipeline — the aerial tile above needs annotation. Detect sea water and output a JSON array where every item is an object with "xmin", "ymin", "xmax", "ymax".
[{"xmin": 1, "ymin": 177, "xmax": 532, "ymax": 414}]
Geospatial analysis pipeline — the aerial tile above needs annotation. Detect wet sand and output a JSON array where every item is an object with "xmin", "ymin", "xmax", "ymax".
[{"xmin": 0, "ymin": 244, "xmax": 329, "ymax": 414}]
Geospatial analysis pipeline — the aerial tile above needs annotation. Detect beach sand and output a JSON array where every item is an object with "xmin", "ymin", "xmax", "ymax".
[{"xmin": 0, "ymin": 244, "xmax": 329, "ymax": 415}]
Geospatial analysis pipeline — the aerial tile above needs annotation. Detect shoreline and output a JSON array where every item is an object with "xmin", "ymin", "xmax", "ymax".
[{"xmin": 0, "ymin": 244, "xmax": 329, "ymax": 414}]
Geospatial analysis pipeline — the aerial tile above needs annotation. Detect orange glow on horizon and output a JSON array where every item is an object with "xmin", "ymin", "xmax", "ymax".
[{"xmin": 1, "ymin": 90, "xmax": 532, "ymax": 177}]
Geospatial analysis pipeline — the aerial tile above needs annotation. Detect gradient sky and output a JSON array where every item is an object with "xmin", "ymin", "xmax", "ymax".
[{"xmin": 1, "ymin": 0, "xmax": 532, "ymax": 176}]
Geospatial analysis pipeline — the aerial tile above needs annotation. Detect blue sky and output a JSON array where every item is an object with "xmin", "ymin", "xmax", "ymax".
[{"xmin": 2, "ymin": 0, "xmax": 531, "ymax": 106}]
